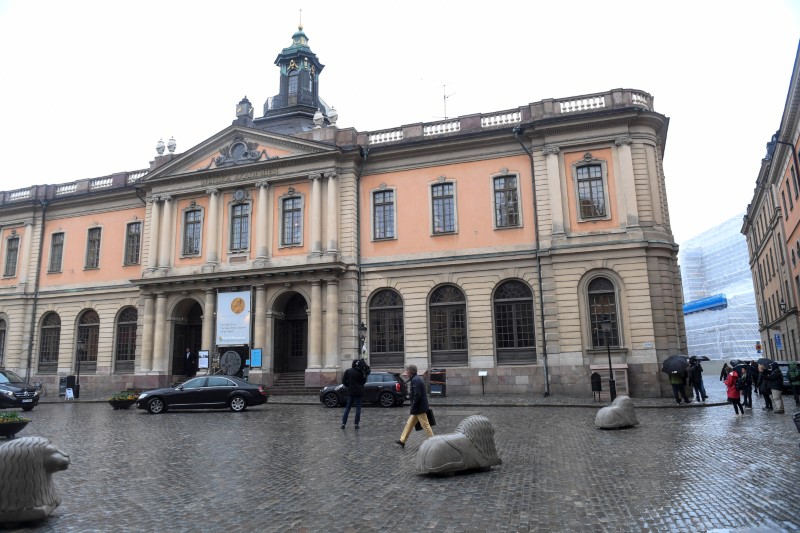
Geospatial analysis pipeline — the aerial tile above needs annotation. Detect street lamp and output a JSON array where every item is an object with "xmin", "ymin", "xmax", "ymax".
[
  {"xmin": 780, "ymin": 299, "xmax": 787, "ymax": 314},
  {"xmin": 601, "ymin": 319, "xmax": 617, "ymax": 402},
  {"xmin": 358, "ymin": 322, "xmax": 367, "ymax": 359}
]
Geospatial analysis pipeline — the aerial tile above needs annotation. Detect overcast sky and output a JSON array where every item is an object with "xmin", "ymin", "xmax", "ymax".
[{"xmin": 1, "ymin": 1, "xmax": 799, "ymax": 245}]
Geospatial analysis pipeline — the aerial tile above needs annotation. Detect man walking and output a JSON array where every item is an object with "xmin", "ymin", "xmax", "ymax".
[{"xmin": 396, "ymin": 364, "xmax": 434, "ymax": 448}]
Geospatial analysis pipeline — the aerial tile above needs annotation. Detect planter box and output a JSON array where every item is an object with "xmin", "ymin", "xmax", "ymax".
[
  {"xmin": 0, "ymin": 421, "xmax": 29, "ymax": 439},
  {"xmin": 108, "ymin": 399, "xmax": 136, "ymax": 410}
]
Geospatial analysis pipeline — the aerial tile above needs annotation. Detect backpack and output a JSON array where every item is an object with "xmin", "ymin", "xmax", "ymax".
[{"xmin": 735, "ymin": 376, "xmax": 746, "ymax": 391}]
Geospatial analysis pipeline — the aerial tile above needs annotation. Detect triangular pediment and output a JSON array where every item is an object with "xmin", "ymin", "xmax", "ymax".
[{"xmin": 143, "ymin": 125, "xmax": 336, "ymax": 182}]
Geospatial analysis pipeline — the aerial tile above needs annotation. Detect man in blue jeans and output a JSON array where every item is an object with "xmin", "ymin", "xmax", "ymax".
[{"xmin": 341, "ymin": 359, "xmax": 370, "ymax": 429}]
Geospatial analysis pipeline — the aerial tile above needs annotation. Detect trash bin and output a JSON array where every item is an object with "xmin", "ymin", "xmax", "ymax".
[
  {"xmin": 591, "ymin": 372, "xmax": 602, "ymax": 402},
  {"xmin": 59, "ymin": 377, "xmax": 68, "ymax": 397},
  {"xmin": 429, "ymin": 369, "xmax": 446, "ymax": 397}
]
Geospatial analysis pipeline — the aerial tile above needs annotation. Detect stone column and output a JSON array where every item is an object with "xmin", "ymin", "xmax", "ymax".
[
  {"xmin": 254, "ymin": 285, "xmax": 267, "ymax": 351},
  {"xmin": 309, "ymin": 173, "xmax": 322, "ymax": 257},
  {"xmin": 264, "ymin": 310, "xmax": 275, "ymax": 375},
  {"xmin": 615, "ymin": 137, "xmax": 639, "ymax": 228},
  {"xmin": 151, "ymin": 292, "xmax": 168, "ymax": 373},
  {"xmin": 325, "ymin": 172, "xmax": 338, "ymax": 256},
  {"xmin": 147, "ymin": 196, "xmax": 161, "ymax": 271},
  {"xmin": 308, "ymin": 280, "xmax": 322, "ymax": 368},
  {"xmin": 140, "ymin": 293, "xmax": 155, "ymax": 372},
  {"xmin": 158, "ymin": 194, "xmax": 174, "ymax": 270},
  {"xmin": 202, "ymin": 289, "xmax": 215, "ymax": 353},
  {"xmin": 324, "ymin": 279, "xmax": 340, "ymax": 368},
  {"xmin": 255, "ymin": 181, "xmax": 270, "ymax": 261},
  {"xmin": 206, "ymin": 188, "xmax": 220, "ymax": 265},
  {"xmin": 543, "ymin": 146, "xmax": 565, "ymax": 236}
]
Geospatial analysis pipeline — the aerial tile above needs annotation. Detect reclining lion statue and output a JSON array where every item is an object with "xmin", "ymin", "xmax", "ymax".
[
  {"xmin": 416, "ymin": 415, "xmax": 502, "ymax": 475},
  {"xmin": 0, "ymin": 436, "xmax": 70, "ymax": 526},
  {"xmin": 595, "ymin": 395, "xmax": 639, "ymax": 429}
]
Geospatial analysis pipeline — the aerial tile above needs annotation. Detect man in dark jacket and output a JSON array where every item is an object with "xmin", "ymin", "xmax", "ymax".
[
  {"xmin": 766, "ymin": 362, "xmax": 785, "ymax": 414},
  {"xmin": 396, "ymin": 364, "xmax": 433, "ymax": 448},
  {"xmin": 341, "ymin": 359, "xmax": 370, "ymax": 429},
  {"xmin": 687, "ymin": 358, "xmax": 708, "ymax": 402}
]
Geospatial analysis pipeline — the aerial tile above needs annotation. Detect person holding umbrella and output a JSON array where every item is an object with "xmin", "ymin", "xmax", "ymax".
[
  {"xmin": 758, "ymin": 362, "xmax": 774, "ymax": 411},
  {"xmin": 724, "ymin": 367, "xmax": 744, "ymax": 416},
  {"xmin": 687, "ymin": 356, "xmax": 709, "ymax": 403}
]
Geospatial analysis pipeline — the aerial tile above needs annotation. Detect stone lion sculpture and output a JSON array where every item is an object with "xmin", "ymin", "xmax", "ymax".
[
  {"xmin": 595, "ymin": 395, "xmax": 639, "ymax": 429},
  {"xmin": 0, "ymin": 436, "xmax": 70, "ymax": 525},
  {"xmin": 416, "ymin": 415, "xmax": 502, "ymax": 475}
]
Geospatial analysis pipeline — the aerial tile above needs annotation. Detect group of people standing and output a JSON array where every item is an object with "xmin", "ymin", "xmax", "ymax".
[
  {"xmin": 669, "ymin": 356, "xmax": 709, "ymax": 404},
  {"xmin": 721, "ymin": 359, "xmax": 800, "ymax": 416}
]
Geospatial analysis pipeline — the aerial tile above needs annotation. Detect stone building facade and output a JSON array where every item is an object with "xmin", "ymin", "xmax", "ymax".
[{"xmin": 0, "ymin": 26, "xmax": 686, "ymax": 397}]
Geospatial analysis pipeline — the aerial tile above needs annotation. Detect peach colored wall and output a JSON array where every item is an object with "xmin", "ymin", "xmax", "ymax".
[
  {"xmin": 360, "ymin": 156, "xmax": 534, "ymax": 258},
  {"xmin": 174, "ymin": 196, "xmax": 210, "ymax": 266},
  {"xmin": 0, "ymin": 226, "xmax": 26, "ymax": 286},
  {"xmin": 271, "ymin": 182, "xmax": 311, "ymax": 257},
  {"xmin": 40, "ymin": 207, "xmax": 146, "ymax": 287},
  {"xmin": 185, "ymin": 143, "xmax": 297, "ymax": 172},
  {"xmin": 562, "ymin": 148, "xmax": 619, "ymax": 232}
]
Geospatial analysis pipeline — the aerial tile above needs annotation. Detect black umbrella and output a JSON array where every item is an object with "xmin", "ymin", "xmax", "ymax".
[
  {"xmin": 757, "ymin": 357, "xmax": 774, "ymax": 368},
  {"xmin": 662, "ymin": 355, "xmax": 689, "ymax": 374},
  {"xmin": 732, "ymin": 364, "xmax": 750, "ymax": 376}
]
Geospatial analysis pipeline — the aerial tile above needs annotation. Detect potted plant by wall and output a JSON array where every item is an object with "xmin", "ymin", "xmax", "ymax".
[
  {"xmin": 0, "ymin": 410, "xmax": 31, "ymax": 439},
  {"xmin": 107, "ymin": 391, "xmax": 139, "ymax": 410}
]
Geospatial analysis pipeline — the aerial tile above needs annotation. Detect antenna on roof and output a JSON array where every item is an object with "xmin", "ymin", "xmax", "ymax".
[
  {"xmin": 299, "ymin": 8, "xmax": 302, "ymax": 29},
  {"xmin": 443, "ymin": 84, "xmax": 455, "ymax": 120}
]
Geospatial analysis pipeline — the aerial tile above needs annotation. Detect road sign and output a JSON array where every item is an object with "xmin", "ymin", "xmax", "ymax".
[{"xmin": 774, "ymin": 334, "xmax": 783, "ymax": 350}]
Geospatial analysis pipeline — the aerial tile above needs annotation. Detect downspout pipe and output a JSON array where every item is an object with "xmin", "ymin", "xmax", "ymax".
[
  {"xmin": 513, "ymin": 126, "xmax": 550, "ymax": 397},
  {"xmin": 25, "ymin": 198, "xmax": 48, "ymax": 382},
  {"xmin": 355, "ymin": 145, "xmax": 370, "ymax": 352}
]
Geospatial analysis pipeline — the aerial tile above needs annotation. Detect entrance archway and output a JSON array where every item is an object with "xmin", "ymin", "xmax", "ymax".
[
  {"xmin": 172, "ymin": 299, "xmax": 203, "ymax": 377},
  {"xmin": 273, "ymin": 293, "xmax": 308, "ymax": 373}
]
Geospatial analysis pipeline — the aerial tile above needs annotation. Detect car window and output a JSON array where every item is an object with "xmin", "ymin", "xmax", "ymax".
[
  {"xmin": 383, "ymin": 374, "xmax": 396, "ymax": 383},
  {"xmin": 182, "ymin": 378, "xmax": 207, "ymax": 389},
  {"xmin": 0, "ymin": 371, "xmax": 24, "ymax": 384},
  {"xmin": 366, "ymin": 374, "xmax": 381, "ymax": 383},
  {"xmin": 207, "ymin": 377, "xmax": 235, "ymax": 387}
]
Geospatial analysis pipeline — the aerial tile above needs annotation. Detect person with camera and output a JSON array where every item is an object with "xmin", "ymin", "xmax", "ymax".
[{"xmin": 340, "ymin": 358, "xmax": 370, "ymax": 430}]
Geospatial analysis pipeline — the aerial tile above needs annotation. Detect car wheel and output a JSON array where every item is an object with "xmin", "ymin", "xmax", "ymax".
[
  {"xmin": 229, "ymin": 395, "xmax": 247, "ymax": 412},
  {"xmin": 379, "ymin": 392, "xmax": 395, "ymax": 408},
  {"xmin": 21, "ymin": 406, "xmax": 34, "ymax": 412},
  {"xmin": 323, "ymin": 392, "xmax": 340, "ymax": 408},
  {"xmin": 147, "ymin": 397, "xmax": 166, "ymax": 414}
]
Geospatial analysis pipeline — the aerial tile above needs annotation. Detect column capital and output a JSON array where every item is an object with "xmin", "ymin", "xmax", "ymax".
[
  {"xmin": 324, "ymin": 171, "xmax": 337, "ymax": 179},
  {"xmin": 542, "ymin": 145, "xmax": 560, "ymax": 156},
  {"xmin": 161, "ymin": 194, "xmax": 174, "ymax": 202},
  {"xmin": 255, "ymin": 180, "xmax": 270, "ymax": 189},
  {"xmin": 206, "ymin": 187, "xmax": 220, "ymax": 196},
  {"xmin": 615, "ymin": 136, "xmax": 633, "ymax": 146},
  {"xmin": 309, "ymin": 172, "xmax": 322, "ymax": 181},
  {"xmin": 147, "ymin": 195, "xmax": 160, "ymax": 203}
]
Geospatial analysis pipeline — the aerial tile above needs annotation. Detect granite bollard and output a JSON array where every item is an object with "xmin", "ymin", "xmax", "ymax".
[
  {"xmin": 416, "ymin": 415, "xmax": 502, "ymax": 475},
  {"xmin": 595, "ymin": 395, "xmax": 639, "ymax": 429}
]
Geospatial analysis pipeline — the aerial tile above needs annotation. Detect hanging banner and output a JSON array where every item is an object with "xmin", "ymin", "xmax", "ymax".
[{"xmin": 216, "ymin": 291, "xmax": 251, "ymax": 346}]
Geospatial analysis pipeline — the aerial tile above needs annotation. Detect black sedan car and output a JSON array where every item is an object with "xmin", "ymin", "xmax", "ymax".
[
  {"xmin": 320, "ymin": 371, "xmax": 408, "ymax": 408},
  {"xmin": 136, "ymin": 375, "xmax": 268, "ymax": 414},
  {"xmin": 0, "ymin": 370, "xmax": 40, "ymax": 411}
]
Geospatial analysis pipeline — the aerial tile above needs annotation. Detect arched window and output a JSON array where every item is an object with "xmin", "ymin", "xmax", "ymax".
[
  {"xmin": 288, "ymin": 70, "xmax": 299, "ymax": 105},
  {"xmin": 429, "ymin": 285, "xmax": 467, "ymax": 366},
  {"xmin": 115, "ymin": 307, "xmax": 137, "ymax": 373},
  {"xmin": 77, "ymin": 310, "xmax": 100, "ymax": 374},
  {"xmin": 0, "ymin": 318, "xmax": 6, "ymax": 367},
  {"xmin": 368, "ymin": 289, "xmax": 404, "ymax": 367},
  {"xmin": 588, "ymin": 277, "xmax": 619, "ymax": 348},
  {"xmin": 493, "ymin": 280, "xmax": 535, "ymax": 364},
  {"xmin": 38, "ymin": 312, "xmax": 61, "ymax": 373}
]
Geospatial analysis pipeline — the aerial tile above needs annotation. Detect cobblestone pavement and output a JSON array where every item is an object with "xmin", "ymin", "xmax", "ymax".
[{"xmin": 7, "ymin": 378, "xmax": 800, "ymax": 533}]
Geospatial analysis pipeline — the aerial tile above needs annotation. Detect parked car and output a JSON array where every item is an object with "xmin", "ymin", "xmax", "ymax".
[
  {"xmin": 320, "ymin": 371, "xmax": 408, "ymax": 408},
  {"xmin": 774, "ymin": 361, "xmax": 795, "ymax": 393},
  {"xmin": 136, "ymin": 375, "xmax": 268, "ymax": 414},
  {"xmin": 0, "ymin": 370, "xmax": 40, "ymax": 411}
]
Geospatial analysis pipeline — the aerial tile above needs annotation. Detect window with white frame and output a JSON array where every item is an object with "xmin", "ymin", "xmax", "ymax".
[
  {"xmin": 48, "ymin": 232, "xmax": 64, "ymax": 272},
  {"xmin": 431, "ymin": 182, "xmax": 456, "ymax": 234},
  {"xmin": 230, "ymin": 203, "xmax": 250, "ymax": 251},
  {"xmin": 373, "ymin": 189, "xmax": 396, "ymax": 240},
  {"xmin": 588, "ymin": 277, "xmax": 619, "ymax": 348},
  {"xmin": 368, "ymin": 289, "xmax": 404, "ymax": 367},
  {"xmin": 493, "ymin": 175, "xmax": 520, "ymax": 228},
  {"xmin": 281, "ymin": 196, "xmax": 303, "ymax": 246},
  {"xmin": 429, "ymin": 284, "xmax": 467, "ymax": 366},
  {"xmin": 125, "ymin": 222, "xmax": 142, "ymax": 265},
  {"xmin": 115, "ymin": 307, "xmax": 137, "ymax": 373},
  {"xmin": 182, "ymin": 210, "xmax": 202, "ymax": 256},
  {"xmin": 493, "ymin": 280, "xmax": 535, "ymax": 363},
  {"xmin": 3, "ymin": 236, "xmax": 19, "ymax": 277},
  {"xmin": 85, "ymin": 227, "xmax": 101, "ymax": 268},
  {"xmin": 38, "ymin": 312, "xmax": 61, "ymax": 373},
  {"xmin": 572, "ymin": 155, "xmax": 610, "ymax": 221},
  {"xmin": 77, "ymin": 309, "xmax": 99, "ymax": 373}
]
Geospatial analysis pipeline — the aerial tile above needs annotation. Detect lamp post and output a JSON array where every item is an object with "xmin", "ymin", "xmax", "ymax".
[
  {"xmin": 358, "ymin": 322, "xmax": 367, "ymax": 359},
  {"xmin": 75, "ymin": 340, "xmax": 85, "ymax": 399},
  {"xmin": 601, "ymin": 319, "xmax": 616, "ymax": 402}
]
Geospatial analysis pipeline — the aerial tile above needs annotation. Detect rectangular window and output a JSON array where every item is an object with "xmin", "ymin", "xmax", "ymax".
[
  {"xmin": 125, "ymin": 223, "xmax": 141, "ymax": 264},
  {"xmin": 182, "ymin": 211, "xmax": 201, "ymax": 256},
  {"xmin": 373, "ymin": 190, "xmax": 395, "ymax": 239},
  {"xmin": 85, "ymin": 228, "xmax": 101, "ymax": 268},
  {"xmin": 432, "ymin": 183, "xmax": 455, "ymax": 234},
  {"xmin": 282, "ymin": 198, "xmax": 302, "ymax": 246},
  {"xmin": 494, "ymin": 176, "xmax": 520, "ymax": 227},
  {"xmin": 788, "ymin": 183, "xmax": 794, "ymax": 210},
  {"xmin": 793, "ymin": 167, "xmax": 799, "ymax": 199},
  {"xmin": 48, "ymin": 233, "xmax": 64, "ymax": 272},
  {"xmin": 230, "ymin": 204, "xmax": 250, "ymax": 251},
  {"xmin": 577, "ymin": 165, "xmax": 606, "ymax": 218},
  {"xmin": 4, "ymin": 237, "xmax": 19, "ymax": 277}
]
